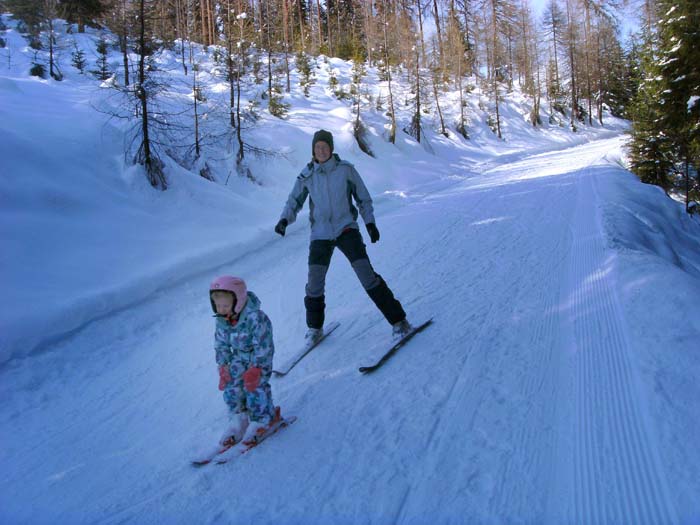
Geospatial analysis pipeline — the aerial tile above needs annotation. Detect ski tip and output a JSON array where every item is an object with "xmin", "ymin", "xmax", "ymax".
[{"xmin": 358, "ymin": 318, "xmax": 434, "ymax": 375}]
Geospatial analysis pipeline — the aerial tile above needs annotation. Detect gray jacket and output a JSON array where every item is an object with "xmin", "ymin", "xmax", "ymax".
[{"xmin": 280, "ymin": 154, "xmax": 375, "ymax": 240}]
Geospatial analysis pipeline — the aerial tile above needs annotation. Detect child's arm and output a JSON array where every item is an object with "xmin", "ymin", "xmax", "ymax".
[
  {"xmin": 248, "ymin": 311, "xmax": 275, "ymax": 377},
  {"xmin": 214, "ymin": 324, "xmax": 232, "ymax": 366},
  {"xmin": 214, "ymin": 324, "xmax": 233, "ymax": 390}
]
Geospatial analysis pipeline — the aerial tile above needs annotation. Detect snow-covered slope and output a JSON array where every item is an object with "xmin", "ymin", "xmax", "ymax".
[
  {"xmin": 0, "ymin": 17, "xmax": 627, "ymax": 365},
  {"xmin": 2, "ymin": 16, "xmax": 699, "ymax": 524}
]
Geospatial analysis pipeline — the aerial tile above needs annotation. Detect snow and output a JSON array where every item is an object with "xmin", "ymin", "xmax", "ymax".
[{"xmin": 2, "ymin": 16, "xmax": 700, "ymax": 524}]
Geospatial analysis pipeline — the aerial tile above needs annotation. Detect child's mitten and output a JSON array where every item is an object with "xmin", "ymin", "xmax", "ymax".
[
  {"xmin": 218, "ymin": 364, "xmax": 232, "ymax": 390},
  {"xmin": 243, "ymin": 366, "xmax": 262, "ymax": 392}
]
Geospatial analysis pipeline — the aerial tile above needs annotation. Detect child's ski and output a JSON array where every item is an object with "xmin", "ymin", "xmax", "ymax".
[
  {"xmin": 192, "ymin": 408, "xmax": 297, "ymax": 467},
  {"xmin": 358, "ymin": 319, "xmax": 433, "ymax": 374},
  {"xmin": 272, "ymin": 321, "xmax": 340, "ymax": 377},
  {"xmin": 213, "ymin": 415, "xmax": 297, "ymax": 465},
  {"xmin": 191, "ymin": 436, "xmax": 238, "ymax": 466}
]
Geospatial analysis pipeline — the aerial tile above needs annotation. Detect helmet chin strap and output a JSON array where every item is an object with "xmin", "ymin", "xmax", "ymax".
[{"xmin": 214, "ymin": 311, "xmax": 239, "ymax": 326}]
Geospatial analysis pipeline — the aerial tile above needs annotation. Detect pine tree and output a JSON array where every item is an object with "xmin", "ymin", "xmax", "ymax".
[
  {"xmin": 656, "ymin": 0, "xmax": 700, "ymax": 207},
  {"xmin": 405, "ymin": 45, "xmax": 425, "ymax": 143},
  {"xmin": 624, "ymin": 34, "xmax": 645, "ymax": 112},
  {"xmin": 296, "ymin": 51, "xmax": 315, "ymax": 96},
  {"xmin": 594, "ymin": 15, "xmax": 628, "ymax": 122},
  {"xmin": 93, "ymin": 36, "xmax": 111, "ymax": 80},
  {"xmin": 133, "ymin": 0, "xmax": 166, "ymax": 189},
  {"xmin": 628, "ymin": 27, "xmax": 673, "ymax": 191},
  {"xmin": 351, "ymin": 52, "xmax": 374, "ymax": 156},
  {"xmin": 71, "ymin": 43, "xmax": 86, "ymax": 73}
]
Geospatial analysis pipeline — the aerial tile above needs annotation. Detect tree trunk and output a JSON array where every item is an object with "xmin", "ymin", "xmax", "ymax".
[
  {"xmin": 596, "ymin": 19, "xmax": 604, "ymax": 125},
  {"xmin": 584, "ymin": 0, "xmax": 593, "ymax": 125},
  {"xmin": 226, "ymin": 0, "xmax": 235, "ymax": 127},
  {"xmin": 382, "ymin": 0, "xmax": 396, "ymax": 144},
  {"xmin": 685, "ymin": 158, "xmax": 690, "ymax": 213},
  {"xmin": 494, "ymin": 75, "xmax": 502, "ymax": 138},
  {"xmin": 137, "ymin": 0, "xmax": 165, "ymax": 189},
  {"xmin": 316, "ymin": 0, "xmax": 323, "ymax": 52},
  {"xmin": 432, "ymin": 0, "xmax": 444, "ymax": 62},
  {"xmin": 326, "ymin": 0, "xmax": 332, "ymax": 56},
  {"xmin": 432, "ymin": 68, "xmax": 447, "ymax": 136},
  {"xmin": 507, "ymin": 25, "xmax": 514, "ymax": 90},
  {"xmin": 265, "ymin": 1, "xmax": 273, "ymax": 101},
  {"xmin": 283, "ymin": 0, "xmax": 291, "ymax": 91},
  {"xmin": 566, "ymin": 0, "xmax": 578, "ymax": 130},
  {"xmin": 297, "ymin": 0, "xmax": 306, "ymax": 52},
  {"xmin": 193, "ymin": 68, "xmax": 200, "ymax": 157},
  {"xmin": 48, "ymin": 16, "xmax": 55, "ymax": 78},
  {"xmin": 414, "ymin": 48, "xmax": 422, "ymax": 143},
  {"xmin": 200, "ymin": 0, "xmax": 207, "ymax": 46},
  {"xmin": 416, "ymin": 0, "xmax": 427, "ymax": 63},
  {"xmin": 490, "ymin": 0, "xmax": 502, "ymax": 138},
  {"xmin": 552, "ymin": 15, "xmax": 560, "ymax": 90},
  {"xmin": 236, "ymin": 12, "xmax": 244, "ymax": 161},
  {"xmin": 459, "ymin": 0, "xmax": 476, "ymax": 75},
  {"xmin": 176, "ymin": 0, "xmax": 187, "ymax": 75}
]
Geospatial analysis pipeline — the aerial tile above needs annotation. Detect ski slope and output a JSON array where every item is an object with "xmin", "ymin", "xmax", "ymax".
[{"xmin": 2, "ymin": 135, "xmax": 699, "ymax": 524}]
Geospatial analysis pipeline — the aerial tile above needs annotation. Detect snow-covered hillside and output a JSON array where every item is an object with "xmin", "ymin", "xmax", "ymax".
[
  {"xmin": 0, "ymin": 17, "xmax": 629, "ymax": 365},
  {"xmin": 2, "ymin": 16, "xmax": 699, "ymax": 524}
]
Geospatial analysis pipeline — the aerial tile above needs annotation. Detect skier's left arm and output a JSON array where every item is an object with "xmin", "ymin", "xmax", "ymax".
[
  {"xmin": 349, "ymin": 166, "xmax": 375, "ymax": 226},
  {"xmin": 250, "ymin": 311, "xmax": 275, "ymax": 377}
]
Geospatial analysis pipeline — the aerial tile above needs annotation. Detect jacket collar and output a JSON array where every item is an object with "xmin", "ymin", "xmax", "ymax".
[{"xmin": 314, "ymin": 154, "xmax": 339, "ymax": 174}]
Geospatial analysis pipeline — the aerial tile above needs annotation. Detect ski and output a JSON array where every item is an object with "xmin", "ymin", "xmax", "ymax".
[
  {"xmin": 358, "ymin": 319, "xmax": 433, "ymax": 374},
  {"xmin": 214, "ymin": 415, "xmax": 297, "ymax": 465},
  {"xmin": 191, "ymin": 437, "xmax": 238, "ymax": 467},
  {"xmin": 272, "ymin": 321, "xmax": 340, "ymax": 377},
  {"xmin": 192, "ymin": 408, "xmax": 297, "ymax": 467}
]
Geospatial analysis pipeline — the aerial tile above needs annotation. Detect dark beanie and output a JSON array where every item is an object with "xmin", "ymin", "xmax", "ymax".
[{"xmin": 312, "ymin": 129, "xmax": 334, "ymax": 155}]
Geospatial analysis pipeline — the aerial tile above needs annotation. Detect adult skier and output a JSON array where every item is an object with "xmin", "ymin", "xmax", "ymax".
[{"xmin": 274, "ymin": 129, "xmax": 412, "ymax": 347}]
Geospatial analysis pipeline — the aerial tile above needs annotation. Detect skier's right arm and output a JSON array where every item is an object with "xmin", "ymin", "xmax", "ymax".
[
  {"xmin": 279, "ymin": 177, "xmax": 309, "ymax": 226},
  {"xmin": 214, "ymin": 325, "xmax": 232, "ymax": 367}
]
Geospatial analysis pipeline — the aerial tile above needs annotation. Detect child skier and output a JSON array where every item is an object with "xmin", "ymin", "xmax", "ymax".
[
  {"xmin": 209, "ymin": 275, "xmax": 279, "ymax": 446},
  {"xmin": 274, "ymin": 129, "xmax": 412, "ymax": 347}
]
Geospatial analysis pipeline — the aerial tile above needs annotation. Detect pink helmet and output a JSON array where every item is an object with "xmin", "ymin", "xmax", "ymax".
[{"xmin": 210, "ymin": 276, "xmax": 247, "ymax": 314}]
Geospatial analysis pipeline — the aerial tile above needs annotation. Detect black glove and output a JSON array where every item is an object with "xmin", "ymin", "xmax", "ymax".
[
  {"xmin": 274, "ymin": 219, "xmax": 288, "ymax": 236},
  {"xmin": 366, "ymin": 223, "xmax": 380, "ymax": 243}
]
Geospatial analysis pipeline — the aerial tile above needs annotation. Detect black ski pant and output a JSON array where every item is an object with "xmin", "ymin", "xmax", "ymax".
[{"xmin": 305, "ymin": 228, "xmax": 406, "ymax": 329}]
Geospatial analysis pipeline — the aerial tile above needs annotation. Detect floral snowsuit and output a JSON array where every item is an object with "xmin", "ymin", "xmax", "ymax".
[{"xmin": 214, "ymin": 291, "xmax": 275, "ymax": 423}]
